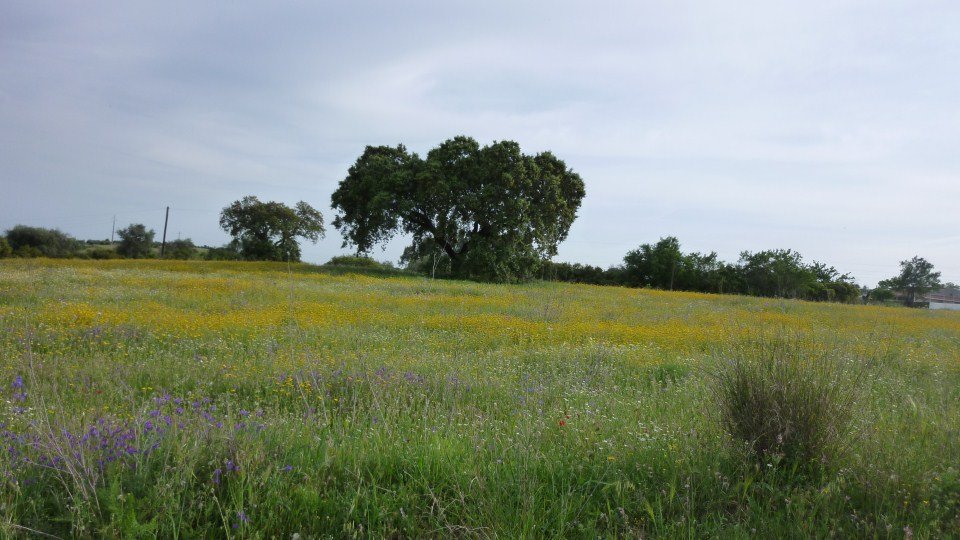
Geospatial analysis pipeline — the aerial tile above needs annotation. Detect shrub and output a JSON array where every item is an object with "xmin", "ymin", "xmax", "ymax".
[
  {"xmin": 15, "ymin": 245, "xmax": 43, "ymax": 258},
  {"xmin": 88, "ymin": 247, "xmax": 120, "ymax": 260},
  {"xmin": 709, "ymin": 335, "xmax": 860, "ymax": 471},
  {"xmin": 0, "ymin": 236, "xmax": 11, "ymax": 258},
  {"xmin": 5, "ymin": 225, "xmax": 81, "ymax": 258},
  {"xmin": 325, "ymin": 255, "xmax": 386, "ymax": 268},
  {"xmin": 164, "ymin": 238, "xmax": 196, "ymax": 260},
  {"xmin": 205, "ymin": 244, "xmax": 242, "ymax": 261}
]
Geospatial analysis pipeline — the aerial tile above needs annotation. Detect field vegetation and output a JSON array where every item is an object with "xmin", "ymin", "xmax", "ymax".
[{"xmin": 0, "ymin": 259, "xmax": 958, "ymax": 537}]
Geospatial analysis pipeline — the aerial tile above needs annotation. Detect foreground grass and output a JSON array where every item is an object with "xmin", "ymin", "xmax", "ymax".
[{"xmin": 0, "ymin": 259, "xmax": 958, "ymax": 537}]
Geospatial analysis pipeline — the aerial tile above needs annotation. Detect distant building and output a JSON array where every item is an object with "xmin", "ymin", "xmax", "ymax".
[{"xmin": 926, "ymin": 288, "xmax": 960, "ymax": 311}]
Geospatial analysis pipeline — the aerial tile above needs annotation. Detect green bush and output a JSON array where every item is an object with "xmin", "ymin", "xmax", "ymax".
[
  {"xmin": 163, "ymin": 238, "xmax": 196, "ymax": 260},
  {"xmin": 325, "ymin": 255, "xmax": 388, "ymax": 268},
  {"xmin": 88, "ymin": 247, "xmax": 120, "ymax": 260},
  {"xmin": 0, "ymin": 237, "xmax": 11, "ymax": 258},
  {"xmin": 204, "ymin": 244, "xmax": 242, "ymax": 261},
  {"xmin": 709, "ymin": 336, "xmax": 860, "ymax": 471},
  {"xmin": 14, "ymin": 245, "xmax": 43, "ymax": 258},
  {"xmin": 5, "ymin": 225, "xmax": 81, "ymax": 257}
]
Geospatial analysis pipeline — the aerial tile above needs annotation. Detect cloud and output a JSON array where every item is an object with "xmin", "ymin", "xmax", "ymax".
[{"xmin": 1, "ymin": 1, "xmax": 958, "ymax": 284}]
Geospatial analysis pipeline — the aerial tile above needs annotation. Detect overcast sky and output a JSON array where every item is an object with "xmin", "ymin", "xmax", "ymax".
[{"xmin": 2, "ymin": 1, "xmax": 958, "ymax": 286}]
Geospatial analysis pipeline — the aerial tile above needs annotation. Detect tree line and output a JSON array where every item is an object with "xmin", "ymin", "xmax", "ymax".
[
  {"xmin": 1, "ymin": 136, "xmax": 951, "ymax": 307},
  {"xmin": 0, "ymin": 224, "xmax": 198, "ymax": 260},
  {"xmin": 543, "ymin": 242, "xmax": 954, "ymax": 307},
  {"xmin": 543, "ymin": 236, "xmax": 862, "ymax": 302}
]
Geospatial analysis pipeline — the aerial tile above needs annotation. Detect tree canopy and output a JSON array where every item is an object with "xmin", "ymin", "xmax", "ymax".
[
  {"xmin": 738, "ymin": 249, "xmax": 813, "ymax": 299},
  {"xmin": 878, "ymin": 256, "xmax": 941, "ymax": 307},
  {"xmin": 116, "ymin": 223, "xmax": 155, "ymax": 259},
  {"xmin": 623, "ymin": 236, "xmax": 684, "ymax": 289},
  {"xmin": 219, "ymin": 196, "xmax": 324, "ymax": 262},
  {"xmin": 331, "ymin": 136, "xmax": 586, "ymax": 282}
]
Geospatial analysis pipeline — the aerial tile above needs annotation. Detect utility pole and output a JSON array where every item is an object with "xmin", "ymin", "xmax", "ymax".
[
  {"xmin": 160, "ymin": 206, "xmax": 169, "ymax": 257},
  {"xmin": 111, "ymin": 215, "xmax": 116, "ymax": 244}
]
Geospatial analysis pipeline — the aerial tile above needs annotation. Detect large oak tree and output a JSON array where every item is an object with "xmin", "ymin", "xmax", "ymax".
[{"xmin": 331, "ymin": 136, "xmax": 586, "ymax": 282}]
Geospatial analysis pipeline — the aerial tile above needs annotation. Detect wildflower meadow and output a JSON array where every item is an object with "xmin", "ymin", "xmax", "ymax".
[{"xmin": 0, "ymin": 259, "xmax": 958, "ymax": 537}]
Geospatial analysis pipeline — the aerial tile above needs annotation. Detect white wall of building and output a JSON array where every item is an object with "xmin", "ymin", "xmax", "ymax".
[{"xmin": 929, "ymin": 302, "xmax": 960, "ymax": 311}]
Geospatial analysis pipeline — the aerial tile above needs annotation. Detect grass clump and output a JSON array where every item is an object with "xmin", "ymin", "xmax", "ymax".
[{"xmin": 710, "ymin": 335, "xmax": 861, "ymax": 472}]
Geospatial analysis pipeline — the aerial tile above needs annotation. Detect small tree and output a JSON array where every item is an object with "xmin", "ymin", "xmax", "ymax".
[
  {"xmin": 879, "ymin": 256, "xmax": 941, "ymax": 307},
  {"xmin": 738, "ymin": 249, "xmax": 815, "ymax": 299},
  {"xmin": 869, "ymin": 287, "xmax": 895, "ymax": 303},
  {"xmin": 116, "ymin": 224, "xmax": 155, "ymax": 259},
  {"xmin": 623, "ymin": 237, "xmax": 684, "ymax": 289},
  {"xmin": 0, "ymin": 237, "xmax": 11, "ymax": 258},
  {"xmin": 675, "ymin": 251, "xmax": 722, "ymax": 292},
  {"xmin": 219, "ymin": 196, "xmax": 324, "ymax": 262}
]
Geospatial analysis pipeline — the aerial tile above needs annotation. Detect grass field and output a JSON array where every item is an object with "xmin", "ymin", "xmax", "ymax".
[{"xmin": 0, "ymin": 259, "xmax": 958, "ymax": 537}]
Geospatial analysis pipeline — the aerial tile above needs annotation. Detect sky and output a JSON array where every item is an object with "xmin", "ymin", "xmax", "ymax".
[{"xmin": 2, "ymin": 1, "xmax": 958, "ymax": 286}]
